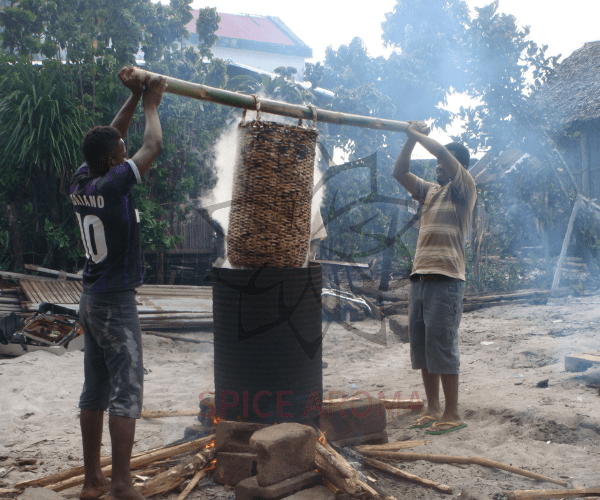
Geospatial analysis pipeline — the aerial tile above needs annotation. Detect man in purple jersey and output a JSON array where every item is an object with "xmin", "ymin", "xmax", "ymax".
[{"xmin": 71, "ymin": 68, "xmax": 166, "ymax": 500}]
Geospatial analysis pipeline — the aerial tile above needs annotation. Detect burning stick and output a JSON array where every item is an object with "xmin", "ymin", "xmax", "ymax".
[
  {"xmin": 356, "ymin": 450, "xmax": 568, "ymax": 487},
  {"xmin": 507, "ymin": 488, "xmax": 600, "ymax": 500},
  {"xmin": 364, "ymin": 457, "xmax": 453, "ymax": 494},
  {"xmin": 315, "ymin": 441, "xmax": 360, "ymax": 494}
]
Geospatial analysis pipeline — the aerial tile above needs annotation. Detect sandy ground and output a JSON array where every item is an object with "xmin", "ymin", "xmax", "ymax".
[{"xmin": 2, "ymin": 291, "xmax": 600, "ymax": 499}]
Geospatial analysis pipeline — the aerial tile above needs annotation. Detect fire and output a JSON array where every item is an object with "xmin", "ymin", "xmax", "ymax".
[
  {"xmin": 205, "ymin": 440, "xmax": 215, "ymax": 449},
  {"xmin": 318, "ymin": 431, "xmax": 326, "ymax": 444},
  {"xmin": 205, "ymin": 459, "xmax": 217, "ymax": 471},
  {"xmin": 212, "ymin": 416, "xmax": 224, "ymax": 426}
]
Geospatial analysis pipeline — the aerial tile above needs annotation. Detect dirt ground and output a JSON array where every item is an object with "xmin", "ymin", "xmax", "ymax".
[{"xmin": 2, "ymin": 290, "xmax": 600, "ymax": 499}]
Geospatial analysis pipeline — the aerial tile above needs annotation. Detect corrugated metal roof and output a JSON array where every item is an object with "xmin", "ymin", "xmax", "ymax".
[{"xmin": 187, "ymin": 12, "xmax": 295, "ymax": 46}]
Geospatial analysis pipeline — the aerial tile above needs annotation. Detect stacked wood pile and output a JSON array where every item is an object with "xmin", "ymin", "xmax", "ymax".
[
  {"xmin": 0, "ymin": 287, "xmax": 25, "ymax": 315},
  {"xmin": 1, "ymin": 268, "xmax": 213, "ymax": 330}
]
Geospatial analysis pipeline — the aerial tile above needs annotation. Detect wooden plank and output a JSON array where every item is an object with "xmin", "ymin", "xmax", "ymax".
[
  {"xmin": 30, "ymin": 280, "xmax": 52, "ymax": 304},
  {"xmin": 36, "ymin": 281, "xmax": 59, "ymax": 304},
  {"xmin": 42, "ymin": 282, "xmax": 66, "ymax": 304},
  {"xmin": 63, "ymin": 282, "xmax": 80, "ymax": 303},
  {"xmin": 20, "ymin": 280, "xmax": 44, "ymax": 304}
]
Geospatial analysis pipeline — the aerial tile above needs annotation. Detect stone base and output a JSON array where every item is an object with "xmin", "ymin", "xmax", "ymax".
[
  {"xmin": 213, "ymin": 451, "xmax": 257, "ymax": 486},
  {"xmin": 235, "ymin": 471, "xmax": 321, "ymax": 500},
  {"xmin": 319, "ymin": 398, "xmax": 386, "ymax": 442},
  {"xmin": 331, "ymin": 430, "xmax": 388, "ymax": 448}
]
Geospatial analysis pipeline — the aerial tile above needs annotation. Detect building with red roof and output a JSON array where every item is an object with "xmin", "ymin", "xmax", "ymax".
[{"xmin": 186, "ymin": 11, "xmax": 312, "ymax": 79}]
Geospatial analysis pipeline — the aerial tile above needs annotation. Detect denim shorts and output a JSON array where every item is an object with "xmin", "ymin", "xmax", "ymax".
[
  {"xmin": 408, "ymin": 278, "xmax": 465, "ymax": 374},
  {"xmin": 78, "ymin": 290, "xmax": 143, "ymax": 418}
]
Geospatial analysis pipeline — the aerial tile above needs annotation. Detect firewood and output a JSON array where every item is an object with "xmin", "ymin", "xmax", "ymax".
[
  {"xmin": 136, "ymin": 449, "xmax": 215, "ymax": 497},
  {"xmin": 315, "ymin": 451, "xmax": 359, "ymax": 495},
  {"xmin": 16, "ymin": 435, "xmax": 214, "ymax": 490},
  {"xmin": 355, "ymin": 440, "xmax": 431, "ymax": 453},
  {"xmin": 46, "ymin": 436, "xmax": 214, "ymax": 492},
  {"xmin": 507, "ymin": 487, "xmax": 600, "ymax": 500},
  {"xmin": 141, "ymin": 409, "xmax": 200, "ymax": 418},
  {"xmin": 175, "ymin": 468, "xmax": 206, "ymax": 500},
  {"xmin": 316, "ymin": 441, "xmax": 359, "ymax": 485},
  {"xmin": 364, "ymin": 457, "xmax": 453, "ymax": 494},
  {"xmin": 357, "ymin": 450, "xmax": 568, "ymax": 486}
]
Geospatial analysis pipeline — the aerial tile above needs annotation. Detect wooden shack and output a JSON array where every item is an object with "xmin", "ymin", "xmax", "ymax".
[
  {"xmin": 540, "ymin": 41, "xmax": 600, "ymax": 199},
  {"xmin": 144, "ymin": 209, "xmax": 223, "ymax": 286}
]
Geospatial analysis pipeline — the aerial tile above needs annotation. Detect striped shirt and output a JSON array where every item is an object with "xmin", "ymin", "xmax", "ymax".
[{"xmin": 411, "ymin": 166, "xmax": 477, "ymax": 281}]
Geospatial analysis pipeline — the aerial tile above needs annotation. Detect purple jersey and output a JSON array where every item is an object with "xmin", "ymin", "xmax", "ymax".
[{"xmin": 70, "ymin": 160, "xmax": 143, "ymax": 293}]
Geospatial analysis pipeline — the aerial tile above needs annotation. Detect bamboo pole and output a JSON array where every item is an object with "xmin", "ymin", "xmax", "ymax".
[
  {"xmin": 356, "ymin": 450, "xmax": 568, "ymax": 486},
  {"xmin": 507, "ymin": 488, "xmax": 600, "ymax": 500},
  {"xmin": 122, "ymin": 67, "xmax": 410, "ymax": 134}
]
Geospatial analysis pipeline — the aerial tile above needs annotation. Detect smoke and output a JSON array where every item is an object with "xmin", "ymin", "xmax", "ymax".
[
  {"xmin": 199, "ymin": 113, "xmax": 326, "ymax": 268},
  {"xmin": 199, "ymin": 117, "xmax": 241, "ymax": 239}
]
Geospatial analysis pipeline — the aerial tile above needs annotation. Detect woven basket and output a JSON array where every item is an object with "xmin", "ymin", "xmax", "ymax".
[{"xmin": 227, "ymin": 119, "xmax": 318, "ymax": 268}]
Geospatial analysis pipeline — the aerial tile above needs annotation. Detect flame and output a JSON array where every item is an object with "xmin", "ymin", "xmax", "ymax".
[
  {"xmin": 205, "ymin": 459, "xmax": 217, "ymax": 471},
  {"xmin": 318, "ymin": 431, "xmax": 326, "ymax": 444},
  {"xmin": 212, "ymin": 416, "xmax": 224, "ymax": 426},
  {"xmin": 205, "ymin": 440, "xmax": 216, "ymax": 449}
]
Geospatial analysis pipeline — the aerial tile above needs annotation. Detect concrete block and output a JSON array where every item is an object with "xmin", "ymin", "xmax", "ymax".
[
  {"xmin": 319, "ymin": 398, "xmax": 386, "ymax": 442},
  {"xmin": 286, "ymin": 485, "xmax": 336, "ymax": 500},
  {"xmin": 215, "ymin": 420, "xmax": 268, "ymax": 453},
  {"xmin": 388, "ymin": 315, "xmax": 409, "ymax": 343},
  {"xmin": 249, "ymin": 422, "xmax": 317, "ymax": 487},
  {"xmin": 235, "ymin": 470, "xmax": 321, "ymax": 500},
  {"xmin": 213, "ymin": 451, "xmax": 257, "ymax": 486}
]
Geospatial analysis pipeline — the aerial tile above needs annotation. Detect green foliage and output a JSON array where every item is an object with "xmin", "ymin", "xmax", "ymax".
[
  {"xmin": 196, "ymin": 7, "xmax": 220, "ymax": 58},
  {"xmin": 0, "ymin": 60, "xmax": 94, "ymax": 176}
]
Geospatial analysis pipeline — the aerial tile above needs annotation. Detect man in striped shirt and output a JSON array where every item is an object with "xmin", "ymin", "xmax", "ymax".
[{"xmin": 393, "ymin": 121, "xmax": 477, "ymax": 435}]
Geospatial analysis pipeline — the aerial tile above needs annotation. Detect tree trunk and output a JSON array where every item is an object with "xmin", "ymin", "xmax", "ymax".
[{"xmin": 4, "ymin": 203, "xmax": 23, "ymax": 271}]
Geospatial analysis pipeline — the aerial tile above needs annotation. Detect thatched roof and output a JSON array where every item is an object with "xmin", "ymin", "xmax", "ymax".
[{"xmin": 539, "ymin": 41, "xmax": 600, "ymax": 125}]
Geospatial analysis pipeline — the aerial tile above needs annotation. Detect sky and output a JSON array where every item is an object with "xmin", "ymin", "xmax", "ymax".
[{"xmin": 190, "ymin": 0, "xmax": 600, "ymax": 63}]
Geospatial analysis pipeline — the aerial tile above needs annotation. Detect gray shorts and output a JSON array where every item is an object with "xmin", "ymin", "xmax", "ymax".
[
  {"xmin": 78, "ymin": 290, "xmax": 143, "ymax": 418},
  {"xmin": 408, "ymin": 278, "xmax": 465, "ymax": 374}
]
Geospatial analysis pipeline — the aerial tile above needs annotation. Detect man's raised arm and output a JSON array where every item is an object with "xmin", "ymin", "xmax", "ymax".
[
  {"xmin": 110, "ymin": 67, "xmax": 144, "ymax": 138},
  {"xmin": 393, "ymin": 121, "xmax": 429, "ymax": 196},
  {"xmin": 131, "ymin": 76, "xmax": 167, "ymax": 176}
]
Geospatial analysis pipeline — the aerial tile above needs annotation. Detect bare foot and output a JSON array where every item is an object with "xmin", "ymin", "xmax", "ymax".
[
  {"xmin": 80, "ymin": 477, "xmax": 110, "ymax": 499},
  {"xmin": 106, "ymin": 485, "xmax": 147, "ymax": 500}
]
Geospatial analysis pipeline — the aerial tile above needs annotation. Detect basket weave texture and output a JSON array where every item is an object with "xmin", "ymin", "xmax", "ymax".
[{"xmin": 227, "ymin": 120, "xmax": 318, "ymax": 268}]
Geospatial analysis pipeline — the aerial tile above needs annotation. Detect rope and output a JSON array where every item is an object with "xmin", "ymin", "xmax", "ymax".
[{"xmin": 307, "ymin": 104, "xmax": 318, "ymax": 129}]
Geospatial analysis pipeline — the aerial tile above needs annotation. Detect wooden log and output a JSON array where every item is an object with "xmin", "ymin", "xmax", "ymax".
[
  {"xmin": 379, "ymin": 398, "xmax": 423, "ymax": 410},
  {"xmin": 355, "ymin": 440, "xmax": 431, "ymax": 453},
  {"xmin": 142, "ymin": 332, "xmax": 213, "ymax": 345},
  {"xmin": 364, "ymin": 457, "xmax": 453, "ymax": 494},
  {"xmin": 315, "ymin": 442, "xmax": 359, "ymax": 487},
  {"xmin": 314, "ymin": 454, "xmax": 358, "ymax": 495},
  {"xmin": 42, "ymin": 436, "xmax": 214, "ymax": 492},
  {"xmin": 175, "ymin": 468, "xmax": 206, "ymax": 500},
  {"xmin": 141, "ymin": 409, "xmax": 201, "ymax": 419},
  {"xmin": 136, "ymin": 449, "xmax": 215, "ymax": 497},
  {"xmin": 507, "ymin": 488, "xmax": 600, "ymax": 500},
  {"xmin": 356, "ymin": 451, "xmax": 568, "ymax": 486}
]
